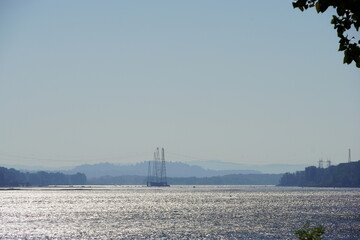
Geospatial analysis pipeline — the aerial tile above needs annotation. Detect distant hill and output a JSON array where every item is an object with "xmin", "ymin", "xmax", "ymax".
[
  {"xmin": 188, "ymin": 160, "xmax": 308, "ymax": 174},
  {"xmin": 0, "ymin": 165, "xmax": 280, "ymax": 187},
  {"xmin": 0, "ymin": 166, "xmax": 86, "ymax": 187},
  {"xmin": 64, "ymin": 161, "xmax": 260, "ymax": 178},
  {"xmin": 88, "ymin": 173, "xmax": 282, "ymax": 185},
  {"xmin": 278, "ymin": 160, "xmax": 360, "ymax": 187}
]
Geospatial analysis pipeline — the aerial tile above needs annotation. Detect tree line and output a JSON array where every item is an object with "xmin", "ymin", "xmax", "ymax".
[
  {"xmin": 88, "ymin": 173, "xmax": 282, "ymax": 185},
  {"xmin": 0, "ymin": 166, "xmax": 86, "ymax": 187},
  {"xmin": 278, "ymin": 160, "xmax": 360, "ymax": 187}
]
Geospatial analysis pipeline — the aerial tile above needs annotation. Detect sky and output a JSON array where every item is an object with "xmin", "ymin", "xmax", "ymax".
[{"xmin": 0, "ymin": 1, "xmax": 359, "ymax": 168}]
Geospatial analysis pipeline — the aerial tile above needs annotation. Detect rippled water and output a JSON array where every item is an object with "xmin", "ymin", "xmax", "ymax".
[{"xmin": 0, "ymin": 185, "xmax": 359, "ymax": 239}]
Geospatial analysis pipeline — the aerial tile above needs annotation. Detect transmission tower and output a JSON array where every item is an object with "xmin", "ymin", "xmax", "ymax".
[
  {"xmin": 147, "ymin": 147, "xmax": 169, "ymax": 187},
  {"xmin": 318, "ymin": 159, "xmax": 324, "ymax": 168},
  {"xmin": 161, "ymin": 148, "xmax": 167, "ymax": 184},
  {"xmin": 326, "ymin": 159, "xmax": 331, "ymax": 168}
]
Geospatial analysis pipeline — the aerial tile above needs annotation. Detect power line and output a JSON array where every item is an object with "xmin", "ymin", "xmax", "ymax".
[
  {"xmin": 166, "ymin": 151, "xmax": 214, "ymax": 162},
  {"xmin": 0, "ymin": 151, "xmax": 150, "ymax": 163}
]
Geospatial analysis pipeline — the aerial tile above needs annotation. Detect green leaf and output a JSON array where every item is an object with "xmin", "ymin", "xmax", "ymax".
[
  {"xmin": 315, "ymin": 2, "xmax": 321, "ymax": 13},
  {"xmin": 336, "ymin": 6, "xmax": 345, "ymax": 16},
  {"xmin": 338, "ymin": 44, "xmax": 346, "ymax": 51},
  {"xmin": 344, "ymin": 50, "xmax": 353, "ymax": 64},
  {"xmin": 293, "ymin": 0, "xmax": 360, "ymax": 68}
]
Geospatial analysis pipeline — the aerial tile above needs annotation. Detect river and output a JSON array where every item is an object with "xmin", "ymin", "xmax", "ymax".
[{"xmin": 0, "ymin": 185, "xmax": 359, "ymax": 239}]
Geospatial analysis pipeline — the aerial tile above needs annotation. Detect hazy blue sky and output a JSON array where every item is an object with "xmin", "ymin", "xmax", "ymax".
[{"xmin": 0, "ymin": 1, "xmax": 359, "ymax": 168}]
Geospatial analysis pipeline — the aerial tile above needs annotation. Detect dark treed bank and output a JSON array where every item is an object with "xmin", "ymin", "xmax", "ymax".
[
  {"xmin": 5, "ymin": 160, "xmax": 360, "ymax": 187},
  {"xmin": 0, "ymin": 167, "xmax": 86, "ymax": 187},
  {"xmin": 88, "ymin": 174, "xmax": 282, "ymax": 185},
  {"xmin": 0, "ymin": 165, "xmax": 282, "ymax": 186},
  {"xmin": 278, "ymin": 160, "xmax": 360, "ymax": 187}
]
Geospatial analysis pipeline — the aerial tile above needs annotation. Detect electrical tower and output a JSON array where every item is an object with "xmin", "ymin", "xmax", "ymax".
[
  {"xmin": 318, "ymin": 159, "xmax": 324, "ymax": 168},
  {"xmin": 160, "ymin": 148, "xmax": 167, "ymax": 184},
  {"xmin": 326, "ymin": 159, "xmax": 331, "ymax": 168},
  {"xmin": 147, "ymin": 147, "xmax": 169, "ymax": 187}
]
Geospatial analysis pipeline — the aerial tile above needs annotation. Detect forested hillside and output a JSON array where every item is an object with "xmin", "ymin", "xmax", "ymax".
[
  {"xmin": 0, "ymin": 167, "xmax": 87, "ymax": 187},
  {"xmin": 88, "ymin": 173, "xmax": 282, "ymax": 185},
  {"xmin": 278, "ymin": 161, "xmax": 360, "ymax": 187},
  {"xmin": 66, "ymin": 162, "xmax": 260, "ymax": 178}
]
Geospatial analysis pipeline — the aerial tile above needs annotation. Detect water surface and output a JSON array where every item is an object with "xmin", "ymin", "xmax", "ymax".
[{"xmin": 0, "ymin": 185, "xmax": 359, "ymax": 239}]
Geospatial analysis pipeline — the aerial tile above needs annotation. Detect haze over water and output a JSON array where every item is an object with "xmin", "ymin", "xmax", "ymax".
[
  {"xmin": 1, "ymin": 1, "xmax": 359, "ymax": 239},
  {"xmin": 1, "ymin": 186, "xmax": 359, "ymax": 239},
  {"xmin": 1, "ymin": 1, "xmax": 359, "ymax": 168}
]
